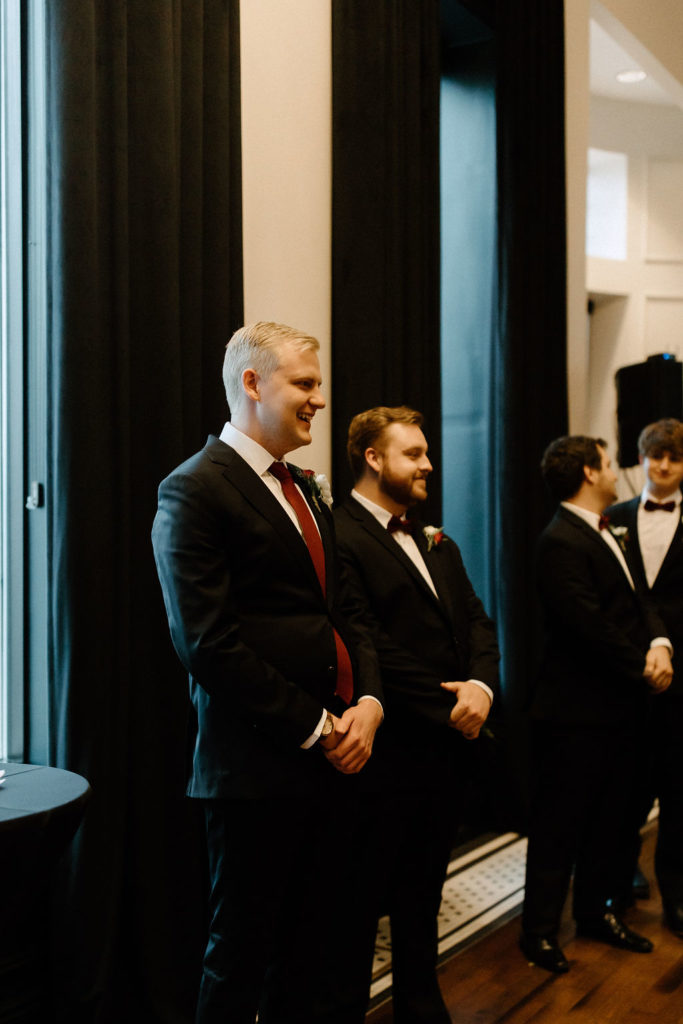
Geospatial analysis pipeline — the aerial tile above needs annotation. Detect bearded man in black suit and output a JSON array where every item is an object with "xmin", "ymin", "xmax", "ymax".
[
  {"xmin": 334, "ymin": 405, "xmax": 500, "ymax": 1023},
  {"xmin": 520, "ymin": 435, "xmax": 672, "ymax": 975},
  {"xmin": 152, "ymin": 322, "xmax": 383, "ymax": 1024},
  {"xmin": 607, "ymin": 418, "xmax": 683, "ymax": 939}
]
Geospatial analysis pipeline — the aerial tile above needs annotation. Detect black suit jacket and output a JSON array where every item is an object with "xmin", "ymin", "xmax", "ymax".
[
  {"xmin": 151, "ymin": 437, "xmax": 382, "ymax": 800},
  {"xmin": 532, "ymin": 505, "xmax": 667, "ymax": 726},
  {"xmin": 607, "ymin": 496, "xmax": 683, "ymax": 696},
  {"xmin": 334, "ymin": 497, "xmax": 499, "ymax": 787}
]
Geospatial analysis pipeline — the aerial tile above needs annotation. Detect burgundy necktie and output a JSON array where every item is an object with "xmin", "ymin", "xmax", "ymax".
[
  {"xmin": 387, "ymin": 515, "xmax": 416, "ymax": 535},
  {"xmin": 598, "ymin": 514, "xmax": 610, "ymax": 531},
  {"xmin": 269, "ymin": 462, "xmax": 353, "ymax": 704},
  {"xmin": 644, "ymin": 499, "xmax": 676, "ymax": 512}
]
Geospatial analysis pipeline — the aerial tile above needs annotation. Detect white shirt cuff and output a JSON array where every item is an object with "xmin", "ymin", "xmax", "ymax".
[
  {"xmin": 301, "ymin": 709, "xmax": 328, "ymax": 749},
  {"xmin": 468, "ymin": 679, "xmax": 494, "ymax": 704}
]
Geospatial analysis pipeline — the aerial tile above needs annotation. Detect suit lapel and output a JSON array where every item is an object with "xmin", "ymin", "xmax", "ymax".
[
  {"xmin": 653, "ymin": 509, "xmax": 683, "ymax": 584},
  {"xmin": 415, "ymin": 528, "xmax": 459, "ymax": 625},
  {"xmin": 205, "ymin": 438, "xmax": 324, "ymax": 597},
  {"xmin": 288, "ymin": 463, "xmax": 337, "ymax": 600},
  {"xmin": 344, "ymin": 498, "xmax": 451, "ymax": 621},
  {"xmin": 621, "ymin": 500, "xmax": 647, "ymax": 587},
  {"xmin": 557, "ymin": 506, "xmax": 633, "ymax": 587}
]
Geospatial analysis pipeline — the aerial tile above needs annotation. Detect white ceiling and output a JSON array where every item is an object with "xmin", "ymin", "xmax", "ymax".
[{"xmin": 590, "ymin": 19, "xmax": 675, "ymax": 106}]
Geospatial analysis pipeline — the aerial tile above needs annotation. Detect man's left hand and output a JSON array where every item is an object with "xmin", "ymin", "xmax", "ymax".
[
  {"xmin": 644, "ymin": 645, "xmax": 673, "ymax": 693},
  {"xmin": 441, "ymin": 681, "xmax": 491, "ymax": 739},
  {"xmin": 322, "ymin": 699, "xmax": 383, "ymax": 775}
]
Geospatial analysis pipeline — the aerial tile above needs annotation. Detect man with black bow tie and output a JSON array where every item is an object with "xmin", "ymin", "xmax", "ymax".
[
  {"xmin": 520, "ymin": 435, "xmax": 672, "ymax": 975},
  {"xmin": 334, "ymin": 405, "xmax": 500, "ymax": 1022},
  {"xmin": 608, "ymin": 419, "xmax": 683, "ymax": 939},
  {"xmin": 152, "ymin": 322, "xmax": 383, "ymax": 1023}
]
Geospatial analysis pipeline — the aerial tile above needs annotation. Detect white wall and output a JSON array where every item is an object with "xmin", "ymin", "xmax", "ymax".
[
  {"xmin": 565, "ymin": 0, "xmax": 683, "ymax": 470},
  {"xmin": 565, "ymin": 0, "xmax": 592, "ymax": 432},
  {"xmin": 240, "ymin": 0, "xmax": 332, "ymax": 477},
  {"xmin": 240, "ymin": 0, "xmax": 683, "ymax": 489}
]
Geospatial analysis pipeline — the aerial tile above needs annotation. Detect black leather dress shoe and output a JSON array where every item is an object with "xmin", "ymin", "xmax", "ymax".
[
  {"xmin": 519, "ymin": 933, "xmax": 569, "ymax": 974},
  {"xmin": 576, "ymin": 911, "xmax": 653, "ymax": 952},
  {"xmin": 663, "ymin": 903, "xmax": 683, "ymax": 938}
]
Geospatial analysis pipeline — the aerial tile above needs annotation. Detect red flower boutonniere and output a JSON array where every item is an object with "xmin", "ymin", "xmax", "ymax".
[{"xmin": 423, "ymin": 525, "xmax": 446, "ymax": 552}]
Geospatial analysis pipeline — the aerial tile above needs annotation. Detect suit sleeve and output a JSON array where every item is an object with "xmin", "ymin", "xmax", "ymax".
[
  {"xmin": 321, "ymin": 506, "xmax": 384, "ymax": 707},
  {"xmin": 536, "ymin": 531, "xmax": 654, "ymax": 683},
  {"xmin": 336, "ymin": 546, "xmax": 453, "ymax": 726},
  {"xmin": 443, "ymin": 542, "xmax": 500, "ymax": 691},
  {"xmin": 152, "ymin": 470, "xmax": 325, "ymax": 748}
]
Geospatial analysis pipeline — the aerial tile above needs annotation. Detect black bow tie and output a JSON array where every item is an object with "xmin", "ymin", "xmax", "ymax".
[
  {"xmin": 387, "ymin": 515, "xmax": 416, "ymax": 535},
  {"xmin": 644, "ymin": 500, "xmax": 676, "ymax": 512}
]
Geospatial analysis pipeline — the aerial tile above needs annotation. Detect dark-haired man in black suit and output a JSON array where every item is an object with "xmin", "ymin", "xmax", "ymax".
[
  {"xmin": 334, "ymin": 405, "xmax": 500, "ymax": 1023},
  {"xmin": 520, "ymin": 435, "xmax": 672, "ymax": 974},
  {"xmin": 608, "ymin": 418, "xmax": 683, "ymax": 939},
  {"xmin": 152, "ymin": 322, "xmax": 383, "ymax": 1024}
]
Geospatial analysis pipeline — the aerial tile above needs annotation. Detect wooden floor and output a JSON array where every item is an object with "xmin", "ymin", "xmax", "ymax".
[{"xmin": 367, "ymin": 825, "xmax": 683, "ymax": 1024}]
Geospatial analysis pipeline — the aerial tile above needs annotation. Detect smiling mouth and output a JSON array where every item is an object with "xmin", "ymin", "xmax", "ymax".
[{"xmin": 298, "ymin": 412, "xmax": 313, "ymax": 424}]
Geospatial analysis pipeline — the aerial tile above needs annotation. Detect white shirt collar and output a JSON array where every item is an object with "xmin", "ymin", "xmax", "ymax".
[
  {"xmin": 561, "ymin": 501, "xmax": 602, "ymax": 531},
  {"xmin": 351, "ymin": 488, "xmax": 397, "ymax": 529},
  {"xmin": 640, "ymin": 487, "xmax": 682, "ymax": 507},
  {"xmin": 219, "ymin": 421, "xmax": 280, "ymax": 478}
]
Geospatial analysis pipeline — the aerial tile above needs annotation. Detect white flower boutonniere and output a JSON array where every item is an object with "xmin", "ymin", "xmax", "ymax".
[
  {"xmin": 294, "ymin": 468, "xmax": 333, "ymax": 511},
  {"xmin": 423, "ymin": 525, "xmax": 446, "ymax": 552},
  {"xmin": 608, "ymin": 524, "xmax": 629, "ymax": 552}
]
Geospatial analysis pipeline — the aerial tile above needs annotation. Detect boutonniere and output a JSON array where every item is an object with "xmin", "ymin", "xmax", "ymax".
[
  {"xmin": 423, "ymin": 525, "xmax": 446, "ymax": 552},
  {"xmin": 608, "ymin": 524, "xmax": 629, "ymax": 552},
  {"xmin": 293, "ymin": 467, "xmax": 333, "ymax": 511}
]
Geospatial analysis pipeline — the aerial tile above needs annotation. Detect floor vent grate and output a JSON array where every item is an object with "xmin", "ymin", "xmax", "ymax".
[{"xmin": 370, "ymin": 832, "xmax": 528, "ymax": 1002}]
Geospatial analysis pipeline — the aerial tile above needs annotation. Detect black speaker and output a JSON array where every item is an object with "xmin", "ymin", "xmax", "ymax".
[{"xmin": 615, "ymin": 355, "xmax": 683, "ymax": 467}]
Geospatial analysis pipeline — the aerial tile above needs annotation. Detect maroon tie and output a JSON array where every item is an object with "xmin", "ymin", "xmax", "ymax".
[
  {"xmin": 598, "ymin": 514, "xmax": 610, "ymax": 530},
  {"xmin": 269, "ymin": 462, "xmax": 353, "ymax": 704}
]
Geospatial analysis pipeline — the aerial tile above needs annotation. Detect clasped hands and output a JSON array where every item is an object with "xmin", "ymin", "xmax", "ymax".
[
  {"xmin": 441, "ymin": 680, "xmax": 491, "ymax": 740},
  {"xmin": 643, "ymin": 645, "xmax": 673, "ymax": 693},
  {"xmin": 319, "ymin": 699, "xmax": 384, "ymax": 775}
]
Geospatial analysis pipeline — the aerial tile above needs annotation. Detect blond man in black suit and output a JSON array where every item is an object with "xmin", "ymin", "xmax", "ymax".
[{"xmin": 152, "ymin": 322, "xmax": 383, "ymax": 1023}]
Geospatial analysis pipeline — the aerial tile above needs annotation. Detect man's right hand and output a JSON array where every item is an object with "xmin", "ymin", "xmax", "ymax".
[{"xmin": 643, "ymin": 645, "xmax": 673, "ymax": 693}]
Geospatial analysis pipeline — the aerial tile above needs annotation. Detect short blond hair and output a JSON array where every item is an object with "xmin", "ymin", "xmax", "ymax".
[
  {"xmin": 222, "ymin": 322, "xmax": 319, "ymax": 414},
  {"xmin": 347, "ymin": 406, "xmax": 424, "ymax": 481}
]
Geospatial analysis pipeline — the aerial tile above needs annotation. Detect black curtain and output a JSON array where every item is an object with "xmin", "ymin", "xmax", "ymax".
[
  {"xmin": 331, "ymin": 0, "xmax": 442, "ymax": 521},
  {"xmin": 43, "ymin": 3, "xmax": 243, "ymax": 1021},
  {"xmin": 332, "ymin": 0, "xmax": 568, "ymax": 828},
  {"xmin": 492, "ymin": 0, "xmax": 568, "ymax": 714}
]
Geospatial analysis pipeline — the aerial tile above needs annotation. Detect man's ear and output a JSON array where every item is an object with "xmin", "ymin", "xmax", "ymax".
[
  {"xmin": 364, "ymin": 447, "xmax": 382, "ymax": 474},
  {"xmin": 242, "ymin": 368, "xmax": 260, "ymax": 402},
  {"xmin": 583, "ymin": 464, "xmax": 597, "ymax": 485}
]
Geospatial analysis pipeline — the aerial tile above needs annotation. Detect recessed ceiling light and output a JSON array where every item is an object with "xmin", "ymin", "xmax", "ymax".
[{"xmin": 616, "ymin": 69, "xmax": 647, "ymax": 84}]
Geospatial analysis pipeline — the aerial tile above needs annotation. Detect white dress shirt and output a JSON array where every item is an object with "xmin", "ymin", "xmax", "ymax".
[
  {"xmin": 637, "ymin": 487, "xmax": 682, "ymax": 588},
  {"xmin": 219, "ymin": 421, "xmax": 316, "ymax": 536},
  {"xmin": 351, "ymin": 490, "xmax": 493, "ymax": 705}
]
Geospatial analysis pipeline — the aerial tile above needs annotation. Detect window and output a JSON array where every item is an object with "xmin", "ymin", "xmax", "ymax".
[{"xmin": 0, "ymin": 0, "xmax": 24, "ymax": 760}]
